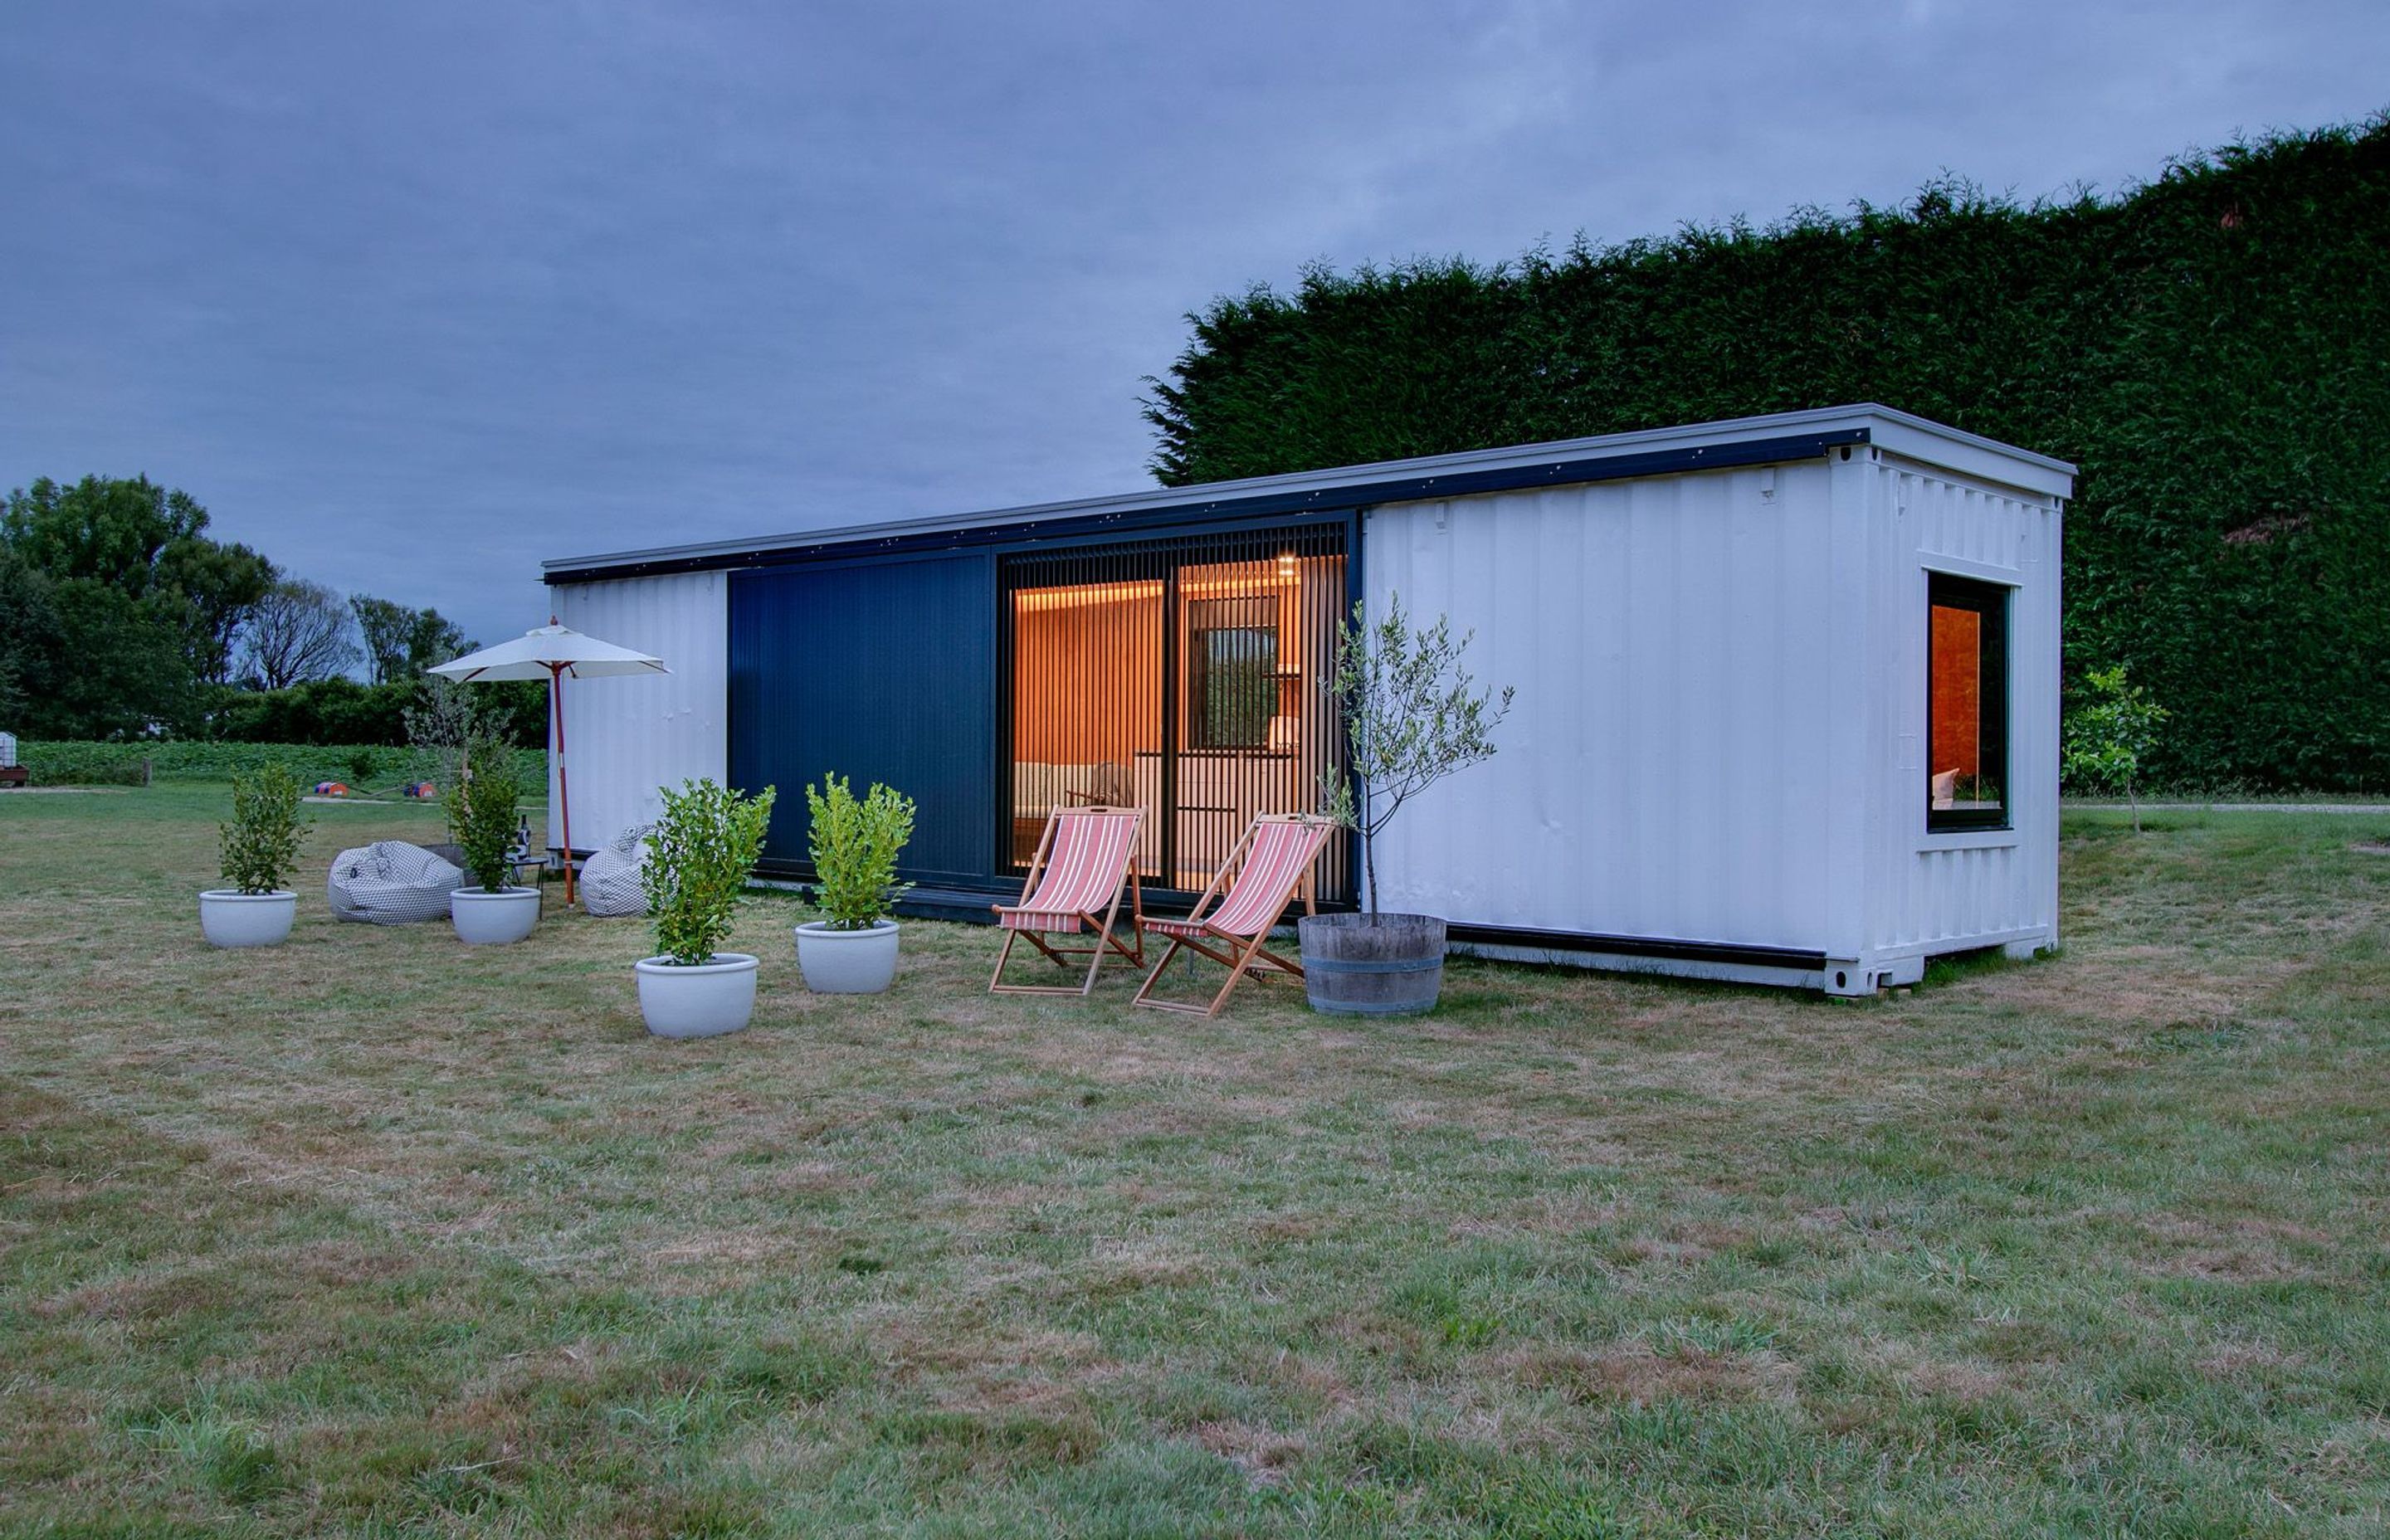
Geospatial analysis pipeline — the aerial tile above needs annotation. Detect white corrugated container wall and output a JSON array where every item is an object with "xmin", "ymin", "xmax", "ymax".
[
  {"xmin": 1860, "ymin": 450, "xmax": 2063, "ymax": 962},
  {"xmin": 1362, "ymin": 461, "xmax": 1856, "ymax": 958},
  {"xmin": 1363, "ymin": 444, "xmax": 2063, "ymax": 984},
  {"xmin": 548, "ymin": 573, "xmax": 728, "ymax": 855}
]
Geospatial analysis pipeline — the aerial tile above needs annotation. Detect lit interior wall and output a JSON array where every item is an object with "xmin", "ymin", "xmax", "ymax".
[{"xmin": 1929, "ymin": 603, "xmax": 1981, "ymax": 781}]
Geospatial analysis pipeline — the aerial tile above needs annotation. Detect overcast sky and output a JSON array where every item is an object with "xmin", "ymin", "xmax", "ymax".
[{"xmin": 3, "ymin": 2, "xmax": 2385, "ymax": 652}]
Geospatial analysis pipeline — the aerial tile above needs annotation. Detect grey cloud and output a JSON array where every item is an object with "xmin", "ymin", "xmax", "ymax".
[{"xmin": 2, "ymin": 1, "xmax": 2383, "ymax": 649}]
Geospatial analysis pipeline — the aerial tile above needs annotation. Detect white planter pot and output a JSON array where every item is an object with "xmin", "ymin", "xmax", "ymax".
[
  {"xmin": 794, "ymin": 919, "xmax": 901, "ymax": 993},
  {"xmin": 634, "ymin": 953, "xmax": 759, "ymax": 1038},
  {"xmin": 199, "ymin": 889, "xmax": 297, "ymax": 948},
  {"xmin": 450, "ymin": 885, "xmax": 540, "ymax": 946}
]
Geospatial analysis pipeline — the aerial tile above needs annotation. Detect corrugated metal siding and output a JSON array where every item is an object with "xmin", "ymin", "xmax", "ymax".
[
  {"xmin": 1362, "ymin": 464, "xmax": 1850, "ymax": 951},
  {"xmin": 1862, "ymin": 456, "xmax": 2062, "ymax": 953},
  {"xmin": 729, "ymin": 555, "xmax": 997, "ymax": 882},
  {"xmin": 549, "ymin": 573, "xmax": 728, "ymax": 854}
]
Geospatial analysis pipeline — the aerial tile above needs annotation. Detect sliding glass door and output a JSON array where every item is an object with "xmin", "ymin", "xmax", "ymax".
[{"xmin": 999, "ymin": 524, "xmax": 1350, "ymax": 902}]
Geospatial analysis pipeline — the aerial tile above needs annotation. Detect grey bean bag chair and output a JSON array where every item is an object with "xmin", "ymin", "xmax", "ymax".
[
  {"xmin": 579, "ymin": 824, "xmax": 652, "ymax": 917},
  {"xmin": 327, "ymin": 841, "xmax": 465, "ymax": 925}
]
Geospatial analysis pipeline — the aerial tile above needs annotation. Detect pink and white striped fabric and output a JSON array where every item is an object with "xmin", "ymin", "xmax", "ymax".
[
  {"xmin": 1145, "ymin": 818, "xmax": 1332, "ymax": 939},
  {"xmin": 999, "ymin": 809, "xmax": 1141, "ymax": 931}
]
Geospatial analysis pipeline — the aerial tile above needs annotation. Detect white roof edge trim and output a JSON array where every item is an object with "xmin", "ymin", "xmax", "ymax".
[
  {"xmin": 1864, "ymin": 422, "xmax": 2075, "ymax": 501},
  {"xmin": 544, "ymin": 403, "xmax": 2077, "ymax": 576}
]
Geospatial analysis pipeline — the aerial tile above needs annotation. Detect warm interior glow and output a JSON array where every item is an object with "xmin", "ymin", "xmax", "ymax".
[
  {"xmin": 1011, "ymin": 581, "xmax": 1163, "ymax": 766},
  {"xmin": 1011, "ymin": 581, "xmax": 1162, "ymax": 614},
  {"xmin": 1930, "ymin": 603, "xmax": 1982, "ymax": 785},
  {"xmin": 1007, "ymin": 550, "xmax": 1346, "ymax": 890}
]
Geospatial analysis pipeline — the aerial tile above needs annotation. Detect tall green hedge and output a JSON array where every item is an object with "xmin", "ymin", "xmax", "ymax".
[{"xmin": 1144, "ymin": 118, "xmax": 2390, "ymax": 791}]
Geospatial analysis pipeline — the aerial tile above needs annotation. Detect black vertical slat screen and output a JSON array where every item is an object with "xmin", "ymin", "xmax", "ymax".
[{"xmin": 998, "ymin": 524, "xmax": 1350, "ymax": 903}]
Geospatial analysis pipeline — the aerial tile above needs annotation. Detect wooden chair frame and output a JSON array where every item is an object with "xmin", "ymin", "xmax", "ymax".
[
  {"xmin": 990, "ymin": 805, "xmax": 1146, "ymax": 996},
  {"xmin": 1062, "ymin": 760, "xmax": 1130, "ymax": 807},
  {"xmin": 1130, "ymin": 814, "xmax": 1333, "ymax": 1016}
]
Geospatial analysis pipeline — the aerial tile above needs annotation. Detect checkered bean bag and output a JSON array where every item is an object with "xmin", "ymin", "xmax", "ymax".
[
  {"xmin": 578, "ymin": 824, "xmax": 653, "ymax": 917},
  {"xmin": 326, "ymin": 841, "xmax": 465, "ymax": 925}
]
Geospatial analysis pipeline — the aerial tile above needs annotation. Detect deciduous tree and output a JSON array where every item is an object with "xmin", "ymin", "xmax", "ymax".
[
  {"xmin": 352, "ymin": 596, "xmax": 417, "ymax": 685},
  {"xmin": 2063, "ymin": 665, "xmax": 2170, "ymax": 832},
  {"xmin": 242, "ymin": 579, "xmax": 356, "ymax": 689},
  {"xmin": 353, "ymin": 594, "xmax": 472, "ymax": 683},
  {"xmin": 2, "ymin": 475, "xmax": 272, "ymax": 687}
]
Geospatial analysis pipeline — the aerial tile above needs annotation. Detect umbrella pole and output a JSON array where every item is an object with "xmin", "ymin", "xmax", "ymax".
[{"xmin": 554, "ymin": 663, "xmax": 576, "ymax": 908}]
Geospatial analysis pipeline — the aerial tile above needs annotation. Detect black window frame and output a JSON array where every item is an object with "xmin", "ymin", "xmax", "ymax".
[{"xmin": 1925, "ymin": 573, "xmax": 2012, "ymax": 833}]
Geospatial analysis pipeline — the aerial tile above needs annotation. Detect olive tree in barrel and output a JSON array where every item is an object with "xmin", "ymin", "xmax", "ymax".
[{"xmin": 1303, "ymin": 596, "xmax": 1513, "ymax": 1015}]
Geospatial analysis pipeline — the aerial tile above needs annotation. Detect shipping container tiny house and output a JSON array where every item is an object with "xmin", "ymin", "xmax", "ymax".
[{"xmin": 544, "ymin": 405, "xmax": 2072, "ymax": 994}]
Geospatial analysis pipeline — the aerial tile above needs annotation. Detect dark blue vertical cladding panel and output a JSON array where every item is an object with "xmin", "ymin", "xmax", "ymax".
[{"xmin": 729, "ymin": 554, "xmax": 996, "ymax": 882}]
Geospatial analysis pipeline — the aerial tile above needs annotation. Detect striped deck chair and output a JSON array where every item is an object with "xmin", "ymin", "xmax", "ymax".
[
  {"xmin": 1132, "ymin": 814, "xmax": 1336, "ymax": 1016},
  {"xmin": 990, "ymin": 806, "xmax": 1146, "ymax": 996}
]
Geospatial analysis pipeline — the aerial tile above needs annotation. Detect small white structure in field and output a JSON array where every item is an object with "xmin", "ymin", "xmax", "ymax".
[
  {"xmin": 1362, "ymin": 414, "xmax": 2068, "ymax": 993},
  {"xmin": 542, "ymin": 404, "xmax": 2072, "ymax": 994}
]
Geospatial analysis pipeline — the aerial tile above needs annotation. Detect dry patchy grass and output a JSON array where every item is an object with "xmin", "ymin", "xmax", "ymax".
[{"xmin": 2, "ymin": 789, "xmax": 2388, "ymax": 1536}]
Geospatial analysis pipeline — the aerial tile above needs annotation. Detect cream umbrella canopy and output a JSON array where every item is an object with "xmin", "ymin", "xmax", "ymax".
[{"xmin": 429, "ymin": 621, "xmax": 669, "ymax": 907}]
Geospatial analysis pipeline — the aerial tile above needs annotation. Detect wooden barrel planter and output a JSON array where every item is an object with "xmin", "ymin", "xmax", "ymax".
[{"xmin": 1298, "ymin": 914, "xmax": 1448, "ymax": 1016}]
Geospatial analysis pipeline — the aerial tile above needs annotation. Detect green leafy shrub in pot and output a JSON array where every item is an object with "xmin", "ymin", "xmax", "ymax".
[
  {"xmin": 1303, "ymin": 595, "xmax": 1511, "ymax": 1017},
  {"xmin": 220, "ymin": 763, "xmax": 305, "ymax": 894},
  {"xmin": 804, "ymin": 774, "xmax": 915, "ymax": 928},
  {"xmin": 446, "ymin": 733, "xmax": 523, "ymax": 891},
  {"xmin": 641, "ymin": 778, "xmax": 777, "ymax": 966}
]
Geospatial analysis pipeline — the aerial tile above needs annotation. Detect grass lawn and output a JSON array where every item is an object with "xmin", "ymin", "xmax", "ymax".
[{"xmin": 2, "ymin": 787, "xmax": 2386, "ymax": 1538}]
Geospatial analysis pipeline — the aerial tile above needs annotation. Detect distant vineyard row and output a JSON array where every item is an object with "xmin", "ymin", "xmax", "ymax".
[{"xmin": 17, "ymin": 740, "xmax": 547, "ymax": 796}]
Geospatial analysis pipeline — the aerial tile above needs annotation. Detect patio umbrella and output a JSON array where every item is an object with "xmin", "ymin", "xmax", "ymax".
[{"xmin": 429, "ymin": 621, "xmax": 669, "ymax": 907}]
